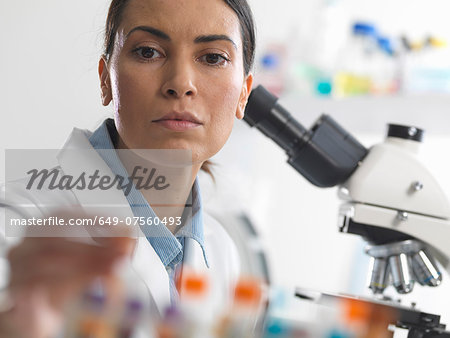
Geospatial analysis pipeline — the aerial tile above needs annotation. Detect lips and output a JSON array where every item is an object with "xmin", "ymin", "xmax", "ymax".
[{"xmin": 152, "ymin": 112, "xmax": 203, "ymax": 131}]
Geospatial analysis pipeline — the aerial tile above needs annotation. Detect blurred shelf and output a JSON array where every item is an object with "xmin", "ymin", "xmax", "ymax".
[{"xmin": 277, "ymin": 93, "xmax": 450, "ymax": 135}]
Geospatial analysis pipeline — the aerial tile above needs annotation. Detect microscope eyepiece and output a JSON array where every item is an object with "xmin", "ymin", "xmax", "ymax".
[
  {"xmin": 387, "ymin": 124, "xmax": 424, "ymax": 142},
  {"xmin": 243, "ymin": 85, "xmax": 368, "ymax": 187},
  {"xmin": 243, "ymin": 85, "xmax": 310, "ymax": 154}
]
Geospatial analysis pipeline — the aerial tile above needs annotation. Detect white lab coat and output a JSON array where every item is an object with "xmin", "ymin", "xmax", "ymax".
[{"xmin": 0, "ymin": 127, "xmax": 241, "ymax": 318}]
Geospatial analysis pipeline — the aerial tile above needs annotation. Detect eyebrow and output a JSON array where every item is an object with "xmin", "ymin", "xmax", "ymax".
[
  {"xmin": 126, "ymin": 26, "xmax": 171, "ymax": 40},
  {"xmin": 126, "ymin": 26, "xmax": 237, "ymax": 50},
  {"xmin": 194, "ymin": 35, "xmax": 237, "ymax": 50}
]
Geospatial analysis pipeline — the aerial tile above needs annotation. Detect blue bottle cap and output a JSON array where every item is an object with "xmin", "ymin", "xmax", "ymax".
[
  {"xmin": 377, "ymin": 36, "xmax": 394, "ymax": 55},
  {"xmin": 353, "ymin": 22, "xmax": 377, "ymax": 37},
  {"xmin": 261, "ymin": 53, "xmax": 280, "ymax": 69}
]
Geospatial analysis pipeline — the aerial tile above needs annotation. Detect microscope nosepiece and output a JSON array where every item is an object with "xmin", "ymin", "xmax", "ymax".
[
  {"xmin": 411, "ymin": 250, "xmax": 442, "ymax": 287},
  {"xmin": 389, "ymin": 254, "xmax": 415, "ymax": 294},
  {"xmin": 366, "ymin": 240, "xmax": 443, "ymax": 295}
]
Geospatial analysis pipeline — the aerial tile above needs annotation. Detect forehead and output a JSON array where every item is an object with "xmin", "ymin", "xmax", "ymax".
[{"xmin": 120, "ymin": 0, "xmax": 242, "ymax": 44}]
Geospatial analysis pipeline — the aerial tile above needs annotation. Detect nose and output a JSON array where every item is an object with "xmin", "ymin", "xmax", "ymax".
[{"xmin": 161, "ymin": 58, "xmax": 198, "ymax": 99}]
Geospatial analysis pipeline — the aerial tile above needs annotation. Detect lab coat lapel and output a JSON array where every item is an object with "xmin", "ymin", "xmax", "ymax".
[
  {"xmin": 56, "ymin": 128, "xmax": 132, "ymax": 219},
  {"xmin": 132, "ymin": 236, "xmax": 171, "ymax": 314}
]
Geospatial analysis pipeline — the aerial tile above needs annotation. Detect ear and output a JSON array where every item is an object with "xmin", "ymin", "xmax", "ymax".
[
  {"xmin": 235, "ymin": 73, "xmax": 253, "ymax": 120},
  {"xmin": 98, "ymin": 56, "xmax": 112, "ymax": 106}
]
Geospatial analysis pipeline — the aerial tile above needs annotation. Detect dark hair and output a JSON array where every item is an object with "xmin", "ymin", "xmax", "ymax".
[
  {"xmin": 221, "ymin": 0, "xmax": 256, "ymax": 75},
  {"xmin": 103, "ymin": 0, "xmax": 256, "ymax": 74},
  {"xmin": 103, "ymin": 0, "xmax": 256, "ymax": 176}
]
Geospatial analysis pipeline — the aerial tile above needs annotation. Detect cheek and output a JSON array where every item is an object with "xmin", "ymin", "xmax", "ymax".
[
  {"xmin": 110, "ymin": 62, "xmax": 161, "ymax": 136},
  {"xmin": 205, "ymin": 70, "xmax": 242, "ymax": 115},
  {"xmin": 214, "ymin": 73, "xmax": 242, "ymax": 121},
  {"xmin": 109, "ymin": 62, "xmax": 161, "ymax": 148},
  {"xmin": 202, "ymin": 73, "xmax": 243, "ymax": 150},
  {"xmin": 112, "ymin": 64, "xmax": 150, "ymax": 112},
  {"xmin": 215, "ymin": 90, "xmax": 238, "ymax": 131}
]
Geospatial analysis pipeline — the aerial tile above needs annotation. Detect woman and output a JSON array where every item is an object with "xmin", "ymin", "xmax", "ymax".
[{"xmin": 0, "ymin": 0, "xmax": 255, "ymax": 336}]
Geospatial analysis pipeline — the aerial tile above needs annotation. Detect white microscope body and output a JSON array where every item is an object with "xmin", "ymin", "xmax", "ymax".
[{"xmin": 339, "ymin": 128, "xmax": 450, "ymax": 294}]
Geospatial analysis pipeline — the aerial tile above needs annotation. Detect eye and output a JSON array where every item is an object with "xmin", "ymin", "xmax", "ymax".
[
  {"xmin": 132, "ymin": 46, "xmax": 163, "ymax": 60},
  {"xmin": 199, "ymin": 53, "xmax": 229, "ymax": 66}
]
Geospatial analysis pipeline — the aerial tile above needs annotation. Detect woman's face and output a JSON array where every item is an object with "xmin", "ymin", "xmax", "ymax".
[{"xmin": 99, "ymin": 0, "xmax": 253, "ymax": 166}]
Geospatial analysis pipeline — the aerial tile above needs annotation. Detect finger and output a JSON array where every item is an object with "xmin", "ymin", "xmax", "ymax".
[
  {"xmin": 9, "ymin": 249, "xmax": 119, "ymax": 289},
  {"xmin": 9, "ymin": 237, "xmax": 133, "ymax": 268},
  {"xmin": 92, "ymin": 236, "xmax": 136, "ymax": 256},
  {"xmin": 9, "ymin": 264, "xmax": 118, "ymax": 313}
]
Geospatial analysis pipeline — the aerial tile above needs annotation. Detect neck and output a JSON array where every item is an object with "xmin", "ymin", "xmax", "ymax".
[{"xmin": 116, "ymin": 138, "xmax": 202, "ymax": 233}]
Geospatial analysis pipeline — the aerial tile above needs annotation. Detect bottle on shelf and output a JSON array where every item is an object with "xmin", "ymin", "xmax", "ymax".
[
  {"xmin": 334, "ymin": 22, "xmax": 378, "ymax": 97},
  {"xmin": 371, "ymin": 35, "xmax": 399, "ymax": 95}
]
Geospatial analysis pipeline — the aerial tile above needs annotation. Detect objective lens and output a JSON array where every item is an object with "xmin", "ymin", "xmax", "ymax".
[
  {"xmin": 411, "ymin": 250, "xmax": 442, "ymax": 287},
  {"xmin": 389, "ymin": 254, "xmax": 414, "ymax": 294},
  {"xmin": 368, "ymin": 257, "xmax": 389, "ymax": 294}
]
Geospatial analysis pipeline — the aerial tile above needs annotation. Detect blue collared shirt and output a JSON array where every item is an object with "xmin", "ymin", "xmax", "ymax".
[{"xmin": 88, "ymin": 119, "xmax": 208, "ymax": 302}]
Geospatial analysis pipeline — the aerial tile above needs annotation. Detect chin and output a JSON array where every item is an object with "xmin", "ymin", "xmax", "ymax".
[{"xmin": 138, "ymin": 139, "xmax": 196, "ymax": 154}]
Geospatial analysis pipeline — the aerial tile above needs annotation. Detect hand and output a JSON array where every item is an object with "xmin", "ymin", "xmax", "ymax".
[{"xmin": 1, "ymin": 211, "xmax": 135, "ymax": 338}]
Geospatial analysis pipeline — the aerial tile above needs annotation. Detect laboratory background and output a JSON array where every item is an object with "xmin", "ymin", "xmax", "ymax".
[{"xmin": 2, "ymin": 0, "xmax": 450, "ymax": 334}]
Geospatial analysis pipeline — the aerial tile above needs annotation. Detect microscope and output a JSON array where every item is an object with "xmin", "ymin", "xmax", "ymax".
[{"xmin": 243, "ymin": 85, "xmax": 450, "ymax": 337}]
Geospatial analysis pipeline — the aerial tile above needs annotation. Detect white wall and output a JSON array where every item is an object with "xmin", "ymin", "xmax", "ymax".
[
  {"xmin": 0, "ymin": 1, "xmax": 111, "ymax": 181},
  {"xmin": 248, "ymin": 0, "xmax": 450, "ymax": 42},
  {"xmin": 2, "ymin": 0, "xmax": 450, "ymax": 326}
]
